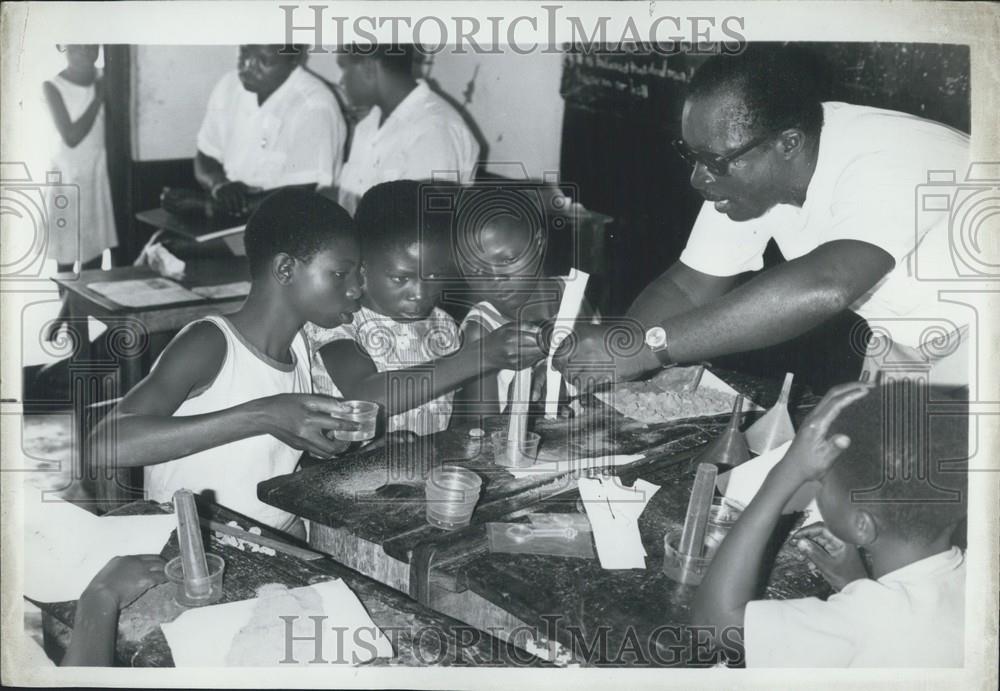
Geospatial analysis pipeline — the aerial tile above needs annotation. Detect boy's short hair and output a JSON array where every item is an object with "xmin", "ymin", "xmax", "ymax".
[
  {"xmin": 828, "ymin": 381, "xmax": 969, "ymax": 543},
  {"xmin": 355, "ymin": 180, "xmax": 453, "ymax": 261},
  {"xmin": 244, "ymin": 189, "xmax": 355, "ymax": 275}
]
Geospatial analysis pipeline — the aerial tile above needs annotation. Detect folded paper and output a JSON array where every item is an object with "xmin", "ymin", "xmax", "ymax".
[{"xmin": 578, "ymin": 476, "xmax": 660, "ymax": 569}]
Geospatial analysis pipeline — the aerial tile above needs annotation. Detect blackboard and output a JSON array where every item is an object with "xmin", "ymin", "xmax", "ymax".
[{"xmin": 560, "ymin": 42, "xmax": 970, "ymax": 133}]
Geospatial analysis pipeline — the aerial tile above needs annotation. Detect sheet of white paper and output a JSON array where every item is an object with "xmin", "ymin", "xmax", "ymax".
[
  {"xmin": 578, "ymin": 477, "xmax": 659, "ymax": 569},
  {"xmin": 24, "ymin": 499, "xmax": 177, "ymax": 602},
  {"xmin": 509, "ymin": 453, "xmax": 644, "ymax": 480},
  {"xmin": 191, "ymin": 281, "xmax": 251, "ymax": 300},
  {"xmin": 715, "ymin": 441, "xmax": 819, "ymax": 514},
  {"xmin": 160, "ymin": 580, "xmax": 393, "ymax": 666},
  {"xmin": 88, "ymin": 278, "xmax": 204, "ymax": 307},
  {"xmin": 545, "ymin": 269, "xmax": 589, "ymax": 418}
]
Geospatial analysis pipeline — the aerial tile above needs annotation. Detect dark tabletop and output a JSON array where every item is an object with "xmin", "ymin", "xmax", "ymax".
[
  {"xmin": 30, "ymin": 500, "xmax": 548, "ymax": 668},
  {"xmin": 256, "ymin": 370, "xmax": 827, "ymax": 666}
]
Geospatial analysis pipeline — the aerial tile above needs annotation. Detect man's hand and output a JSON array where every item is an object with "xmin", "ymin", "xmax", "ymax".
[
  {"xmin": 482, "ymin": 323, "xmax": 545, "ymax": 370},
  {"xmin": 255, "ymin": 394, "xmax": 363, "ymax": 459},
  {"xmin": 778, "ymin": 381, "xmax": 872, "ymax": 483},
  {"xmin": 83, "ymin": 555, "xmax": 167, "ymax": 610},
  {"xmin": 210, "ymin": 180, "xmax": 263, "ymax": 216},
  {"xmin": 550, "ymin": 321, "xmax": 659, "ymax": 392},
  {"xmin": 793, "ymin": 522, "xmax": 869, "ymax": 591}
]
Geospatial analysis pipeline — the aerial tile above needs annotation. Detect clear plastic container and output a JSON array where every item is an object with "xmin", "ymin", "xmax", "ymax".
[
  {"xmin": 662, "ymin": 498, "xmax": 745, "ymax": 585},
  {"xmin": 165, "ymin": 553, "xmax": 225, "ymax": 607},
  {"xmin": 425, "ymin": 466, "xmax": 483, "ymax": 530},
  {"xmin": 332, "ymin": 400, "xmax": 379, "ymax": 442},
  {"xmin": 490, "ymin": 431, "xmax": 541, "ymax": 467}
]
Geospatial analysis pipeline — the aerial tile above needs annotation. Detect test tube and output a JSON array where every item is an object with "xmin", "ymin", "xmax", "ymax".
[
  {"xmin": 679, "ymin": 463, "xmax": 719, "ymax": 557},
  {"xmin": 173, "ymin": 489, "xmax": 210, "ymax": 598}
]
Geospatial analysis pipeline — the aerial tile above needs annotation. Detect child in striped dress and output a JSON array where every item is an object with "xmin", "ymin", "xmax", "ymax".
[{"xmin": 306, "ymin": 180, "xmax": 544, "ymax": 436}]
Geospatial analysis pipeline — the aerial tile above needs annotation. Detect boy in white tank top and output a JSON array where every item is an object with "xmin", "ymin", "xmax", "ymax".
[{"xmin": 89, "ymin": 190, "xmax": 363, "ymax": 531}]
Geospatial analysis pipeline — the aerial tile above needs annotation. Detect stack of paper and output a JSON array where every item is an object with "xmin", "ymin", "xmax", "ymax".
[
  {"xmin": 24, "ymin": 498, "xmax": 177, "ymax": 602},
  {"xmin": 578, "ymin": 476, "xmax": 660, "ymax": 569},
  {"xmin": 160, "ymin": 580, "xmax": 393, "ymax": 666},
  {"xmin": 88, "ymin": 278, "xmax": 204, "ymax": 308}
]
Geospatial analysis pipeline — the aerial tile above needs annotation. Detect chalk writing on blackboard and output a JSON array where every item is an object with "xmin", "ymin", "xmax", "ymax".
[{"xmin": 560, "ymin": 43, "xmax": 970, "ymax": 133}]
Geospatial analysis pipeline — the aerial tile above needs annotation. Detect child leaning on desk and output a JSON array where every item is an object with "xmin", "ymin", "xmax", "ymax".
[
  {"xmin": 304, "ymin": 180, "xmax": 546, "ymax": 437},
  {"xmin": 453, "ymin": 185, "xmax": 596, "ymax": 421},
  {"xmin": 89, "ymin": 190, "xmax": 363, "ymax": 535},
  {"xmin": 692, "ymin": 381, "xmax": 968, "ymax": 667}
]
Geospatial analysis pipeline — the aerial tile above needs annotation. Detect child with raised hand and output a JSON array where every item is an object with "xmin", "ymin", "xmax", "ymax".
[
  {"xmin": 43, "ymin": 44, "xmax": 118, "ymax": 342},
  {"xmin": 454, "ymin": 186, "xmax": 593, "ymax": 419},
  {"xmin": 90, "ymin": 190, "xmax": 363, "ymax": 533},
  {"xmin": 693, "ymin": 380, "xmax": 968, "ymax": 667},
  {"xmin": 306, "ymin": 180, "xmax": 545, "ymax": 436}
]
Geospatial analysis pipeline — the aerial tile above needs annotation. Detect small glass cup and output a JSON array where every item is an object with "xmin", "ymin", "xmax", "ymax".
[
  {"xmin": 490, "ymin": 431, "xmax": 541, "ymax": 468},
  {"xmin": 662, "ymin": 498, "xmax": 745, "ymax": 585},
  {"xmin": 425, "ymin": 466, "xmax": 483, "ymax": 530},
  {"xmin": 165, "ymin": 553, "xmax": 225, "ymax": 607},
  {"xmin": 332, "ymin": 400, "xmax": 379, "ymax": 442}
]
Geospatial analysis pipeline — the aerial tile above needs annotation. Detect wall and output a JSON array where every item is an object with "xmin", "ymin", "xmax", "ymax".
[
  {"xmin": 130, "ymin": 46, "xmax": 566, "ymax": 177},
  {"xmin": 131, "ymin": 45, "xmax": 234, "ymax": 161}
]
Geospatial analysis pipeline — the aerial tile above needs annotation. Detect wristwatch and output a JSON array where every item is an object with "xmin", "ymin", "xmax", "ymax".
[{"xmin": 644, "ymin": 326, "xmax": 675, "ymax": 368}]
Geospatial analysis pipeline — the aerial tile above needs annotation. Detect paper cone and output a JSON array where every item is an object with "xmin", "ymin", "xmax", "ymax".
[{"xmin": 745, "ymin": 372, "xmax": 795, "ymax": 455}]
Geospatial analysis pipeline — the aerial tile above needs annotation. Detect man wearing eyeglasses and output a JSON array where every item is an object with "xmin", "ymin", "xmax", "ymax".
[
  {"xmin": 194, "ymin": 44, "xmax": 347, "ymax": 216},
  {"xmin": 554, "ymin": 46, "xmax": 971, "ymax": 392}
]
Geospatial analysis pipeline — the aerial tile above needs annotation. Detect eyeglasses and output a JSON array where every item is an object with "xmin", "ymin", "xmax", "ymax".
[{"xmin": 672, "ymin": 134, "xmax": 774, "ymax": 177}]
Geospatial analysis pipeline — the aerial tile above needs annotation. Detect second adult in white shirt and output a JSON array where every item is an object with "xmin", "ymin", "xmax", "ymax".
[{"xmin": 336, "ymin": 46, "xmax": 480, "ymax": 216}]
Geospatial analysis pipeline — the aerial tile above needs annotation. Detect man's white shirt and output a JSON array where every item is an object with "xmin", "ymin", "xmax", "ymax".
[
  {"xmin": 680, "ymin": 102, "xmax": 971, "ymax": 351},
  {"xmin": 337, "ymin": 80, "xmax": 480, "ymax": 215},
  {"xmin": 197, "ymin": 67, "xmax": 346, "ymax": 190}
]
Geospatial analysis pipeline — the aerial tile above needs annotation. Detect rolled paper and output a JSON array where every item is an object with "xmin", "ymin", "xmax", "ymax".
[
  {"xmin": 173, "ymin": 489, "xmax": 210, "ymax": 598},
  {"xmin": 679, "ymin": 463, "xmax": 719, "ymax": 557},
  {"xmin": 545, "ymin": 269, "xmax": 590, "ymax": 419},
  {"xmin": 507, "ymin": 368, "xmax": 533, "ymax": 465}
]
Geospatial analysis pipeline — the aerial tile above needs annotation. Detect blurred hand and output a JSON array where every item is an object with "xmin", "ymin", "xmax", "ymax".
[
  {"xmin": 211, "ymin": 180, "xmax": 263, "ymax": 216},
  {"xmin": 793, "ymin": 522, "xmax": 869, "ymax": 591},
  {"xmin": 482, "ymin": 323, "xmax": 545, "ymax": 370},
  {"xmin": 550, "ymin": 321, "xmax": 658, "ymax": 392},
  {"xmin": 83, "ymin": 554, "xmax": 167, "ymax": 609},
  {"xmin": 256, "ymin": 394, "xmax": 362, "ymax": 459},
  {"xmin": 780, "ymin": 382, "xmax": 872, "ymax": 483}
]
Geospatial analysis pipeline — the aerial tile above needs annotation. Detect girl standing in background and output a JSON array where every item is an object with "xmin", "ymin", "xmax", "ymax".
[{"xmin": 43, "ymin": 44, "xmax": 117, "ymax": 342}]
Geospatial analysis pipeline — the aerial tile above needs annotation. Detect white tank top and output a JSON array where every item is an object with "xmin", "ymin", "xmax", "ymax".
[{"xmin": 144, "ymin": 316, "xmax": 311, "ymax": 529}]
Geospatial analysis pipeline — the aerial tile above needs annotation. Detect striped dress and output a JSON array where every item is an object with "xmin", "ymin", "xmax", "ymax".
[{"xmin": 304, "ymin": 306, "xmax": 460, "ymax": 436}]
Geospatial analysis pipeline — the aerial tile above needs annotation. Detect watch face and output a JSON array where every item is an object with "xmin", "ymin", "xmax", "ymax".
[{"xmin": 645, "ymin": 326, "xmax": 667, "ymax": 349}]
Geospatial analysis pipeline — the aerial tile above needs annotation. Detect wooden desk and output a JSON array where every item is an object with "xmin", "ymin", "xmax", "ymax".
[
  {"xmin": 259, "ymin": 372, "xmax": 824, "ymax": 664},
  {"xmin": 31, "ymin": 500, "xmax": 547, "ymax": 667}
]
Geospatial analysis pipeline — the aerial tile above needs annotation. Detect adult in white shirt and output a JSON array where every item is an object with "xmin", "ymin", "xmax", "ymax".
[
  {"xmin": 335, "ymin": 44, "xmax": 480, "ymax": 215},
  {"xmin": 554, "ymin": 46, "xmax": 971, "ymax": 391},
  {"xmin": 195, "ymin": 44, "xmax": 347, "ymax": 215}
]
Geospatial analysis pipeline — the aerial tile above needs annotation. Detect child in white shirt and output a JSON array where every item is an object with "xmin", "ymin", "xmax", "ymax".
[{"xmin": 693, "ymin": 381, "xmax": 967, "ymax": 667}]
